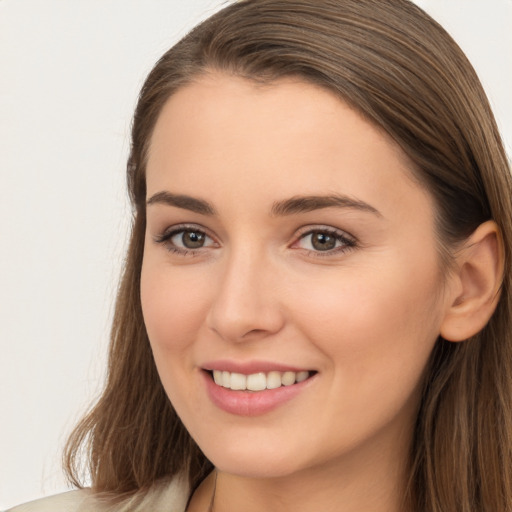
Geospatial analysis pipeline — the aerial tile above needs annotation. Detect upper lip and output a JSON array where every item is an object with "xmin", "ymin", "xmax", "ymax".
[{"xmin": 202, "ymin": 359, "xmax": 313, "ymax": 375}]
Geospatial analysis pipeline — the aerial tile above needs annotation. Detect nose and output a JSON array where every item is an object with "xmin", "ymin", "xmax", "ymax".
[{"xmin": 206, "ymin": 248, "xmax": 285, "ymax": 343}]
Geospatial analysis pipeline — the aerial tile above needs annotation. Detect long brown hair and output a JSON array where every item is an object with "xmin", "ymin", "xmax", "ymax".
[{"xmin": 64, "ymin": 1, "xmax": 512, "ymax": 510}]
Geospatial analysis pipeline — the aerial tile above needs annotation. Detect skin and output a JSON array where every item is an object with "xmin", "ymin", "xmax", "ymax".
[{"xmin": 141, "ymin": 73, "xmax": 458, "ymax": 512}]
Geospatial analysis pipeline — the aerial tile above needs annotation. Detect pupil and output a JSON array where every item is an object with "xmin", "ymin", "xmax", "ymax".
[
  {"xmin": 183, "ymin": 231, "xmax": 205, "ymax": 248},
  {"xmin": 312, "ymin": 232, "xmax": 336, "ymax": 251}
]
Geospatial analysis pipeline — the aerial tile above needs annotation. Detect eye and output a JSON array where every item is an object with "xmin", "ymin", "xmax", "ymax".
[
  {"xmin": 171, "ymin": 230, "xmax": 209, "ymax": 249},
  {"xmin": 154, "ymin": 225, "xmax": 217, "ymax": 254},
  {"xmin": 295, "ymin": 228, "xmax": 356, "ymax": 255}
]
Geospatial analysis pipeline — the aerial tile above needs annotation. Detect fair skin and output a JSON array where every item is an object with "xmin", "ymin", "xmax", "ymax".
[{"xmin": 140, "ymin": 73, "xmax": 499, "ymax": 512}]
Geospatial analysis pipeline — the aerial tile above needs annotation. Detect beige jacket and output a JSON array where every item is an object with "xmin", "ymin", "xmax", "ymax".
[{"xmin": 6, "ymin": 474, "xmax": 189, "ymax": 512}]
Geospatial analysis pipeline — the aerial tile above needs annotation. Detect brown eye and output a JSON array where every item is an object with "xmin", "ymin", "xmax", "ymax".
[
  {"xmin": 174, "ymin": 230, "xmax": 206, "ymax": 249},
  {"xmin": 310, "ymin": 232, "xmax": 337, "ymax": 251},
  {"xmin": 154, "ymin": 225, "xmax": 217, "ymax": 255},
  {"xmin": 295, "ymin": 228, "xmax": 356, "ymax": 255}
]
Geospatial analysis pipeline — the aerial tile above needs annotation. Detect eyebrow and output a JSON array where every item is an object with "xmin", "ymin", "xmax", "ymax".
[
  {"xmin": 146, "ymin": 191, "xmax": 217, "ymax": 215},
  {"xmin": 271, "ymin": 194, "xmax": 382, "ymax": 217},
  {"xmin": 146, "ymin": 191, "xmax": 381, "ymax": 218}
]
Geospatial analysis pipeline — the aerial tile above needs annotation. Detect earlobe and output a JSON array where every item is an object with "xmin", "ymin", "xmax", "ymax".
[{"xmin": 440, "ymin": 220, "xmax": 504, "ymax": 342}]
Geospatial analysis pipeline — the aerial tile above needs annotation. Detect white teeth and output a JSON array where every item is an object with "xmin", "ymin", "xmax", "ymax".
[
  {"xmin": 230, "ymin": 372, "xmax": 247, "ymax": 390},
  {"xmin": 211, "ymin": 370, "xmax": 312, "ymax": 391},
  {"xmin": 247, "ymin": 373, "xmax": 267, "ymax": 391},
  {"xmin": 296, "ymin": 371, "xmax": 309, "ymax": 383},
  {"xmin": 266, "ymin": 371, "xmax": 282, "ymax": 389},
  {"xmin": 221, "ymin": 371, "xmax": 231, "ymax": 388},
  {"xmin": 281, "ymin": 371, "xmax": 296, "ymax": 386},
  {"xmin": 213, "ymin": 370, "xmax": 222, "ymax": 385}
]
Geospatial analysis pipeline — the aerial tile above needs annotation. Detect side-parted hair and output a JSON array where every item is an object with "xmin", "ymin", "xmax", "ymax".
[{"xmin": 64, "ymin": 1, "xmax": 512, "ymax": 510}]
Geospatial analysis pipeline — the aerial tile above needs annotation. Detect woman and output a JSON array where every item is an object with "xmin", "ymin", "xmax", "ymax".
[{"xmin": 9, "ymin": 0, "xmax": 512, "ymax": 511}]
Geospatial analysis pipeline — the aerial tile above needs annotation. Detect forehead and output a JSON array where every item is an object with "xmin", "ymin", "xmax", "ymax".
[{"xmin": 146, "ymin": 72, "xmax": 432, "ymax": 221}]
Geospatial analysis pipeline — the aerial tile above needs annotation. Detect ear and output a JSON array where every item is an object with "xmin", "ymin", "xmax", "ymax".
[{"xmin": 440, "ymin": 220, "xmax": 504, "ymax": 342}]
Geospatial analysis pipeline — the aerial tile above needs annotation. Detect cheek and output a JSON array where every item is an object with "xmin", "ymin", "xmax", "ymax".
[
  {"xmin": 140, "ymin": 260, "xmax": 210, "ymax": 355},
  {"xmin": 297, "ymin": 268, "xmax": 440, "ymax": 340},
  {"xmin": 295, "ymin": 273, "xmax": 442, "ymax": 444},
  {"xmin": 290, "ymin": 259, "xmax": 443, "ymax": 394},
  {"xmin": 140, "ymin": 260, "xmax": 213, "ymax": 410}
]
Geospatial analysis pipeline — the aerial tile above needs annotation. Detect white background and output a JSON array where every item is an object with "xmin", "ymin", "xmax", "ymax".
[{"xmin": 1, "ymin": 0, "xmax": 511, "ymax": 509}]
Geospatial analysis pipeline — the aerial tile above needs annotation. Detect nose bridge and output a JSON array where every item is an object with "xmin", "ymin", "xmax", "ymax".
[{"xmin": 206, "ymin": 242, "xmax": 284, "ymax": 342}]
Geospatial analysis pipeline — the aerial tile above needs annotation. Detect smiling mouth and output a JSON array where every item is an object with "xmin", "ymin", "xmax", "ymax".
[{"xmin": 206, "ymin": 369, "xmax": 316, "ymax": 392}]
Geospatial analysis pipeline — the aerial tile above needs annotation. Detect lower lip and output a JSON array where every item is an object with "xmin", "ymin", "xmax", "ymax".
[{"xmin": 202, "ymin": 371, "xmax": 315, "ymax": 416}]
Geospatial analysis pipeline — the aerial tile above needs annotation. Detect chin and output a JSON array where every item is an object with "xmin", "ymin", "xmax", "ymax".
[
  {"xmin": 213, "ymin": 456, "xmax": 303, "ymax": 480},
  {"xmin": 195, "ymin": 430, "xmax": 308, "ymax": 479}
]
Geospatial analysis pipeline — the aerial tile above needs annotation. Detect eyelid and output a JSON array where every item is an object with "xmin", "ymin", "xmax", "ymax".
[
  {"xmin": 151, "ymin": 223, "xmax": 357, "ymax": 257},
  {"xmin": 154, "ymin": 223, "xmax": 214, "ymax": 240},
  {"xmin": 291, "ymin": 225, "xmax": 358, "ymax": 256},
  {"xmin": 294, "ymin": 223, "xmax": 355, "ymax": 238},
  {"xmin": 153, "ymin": 223, "xmax": 218, "ymax": 254}
]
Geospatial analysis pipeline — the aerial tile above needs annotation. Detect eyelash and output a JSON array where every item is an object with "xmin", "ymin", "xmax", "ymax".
[
  {"xmin": 294, "ymin": 227, "xmax": 357, "ymax": 258},
  {"xmin": 153, "ymin": 224, "xmax": 215, "ymax": 257},
  {"xmin": 153, "ymin": 224, "xmax": 357, "ymax": 258}
]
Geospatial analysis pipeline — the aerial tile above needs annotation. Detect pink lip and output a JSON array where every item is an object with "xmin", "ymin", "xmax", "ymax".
[
  {"xmin": 202, "ymin": 359, "xmax": 311, "ymax": 374},
  {"xmin": 201, "ymin": 369, "xmax": 316, "ymax": 417}
]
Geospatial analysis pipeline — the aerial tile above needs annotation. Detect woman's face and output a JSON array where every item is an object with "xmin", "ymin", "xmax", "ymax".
[{"xmin": 141, "ymin": 73, "xmax": 453, "ymax": 479}]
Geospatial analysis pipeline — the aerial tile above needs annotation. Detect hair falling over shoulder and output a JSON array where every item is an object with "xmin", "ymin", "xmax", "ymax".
[{"xmin": 64, "ymin": 1, "xmax": 512, "ymax": 510}]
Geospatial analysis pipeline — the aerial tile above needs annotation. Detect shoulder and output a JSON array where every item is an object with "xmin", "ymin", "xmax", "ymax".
[
  {"xmin": 5, "ymin": 474, "xmax": 190, "ymax": 512},
  {"xmin": 5, "ymin": 489, "xmax": 91, "ymax": 512}
]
